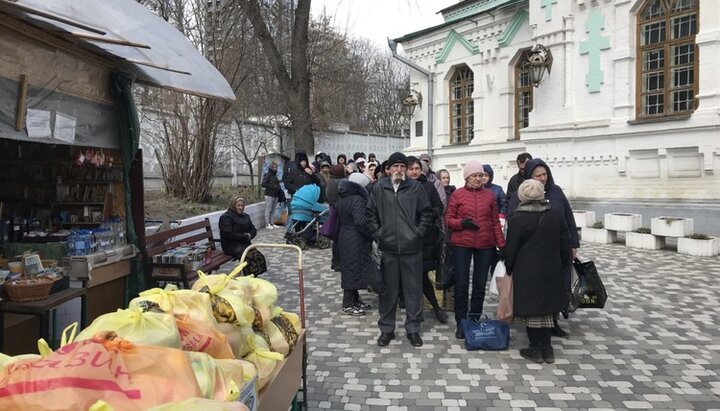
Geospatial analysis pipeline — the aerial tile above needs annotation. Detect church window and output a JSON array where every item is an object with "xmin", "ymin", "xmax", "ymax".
[
  {"xmin": 514, "ymin": 50, "xmax": 533, "ymax": 139},
  {"xmin": 449, "ymin": 65, "xmax": 474, "ymax": 143},
  {"xmin": 637, "ymin": 0, "xmax": 698, "ymax": 118}
]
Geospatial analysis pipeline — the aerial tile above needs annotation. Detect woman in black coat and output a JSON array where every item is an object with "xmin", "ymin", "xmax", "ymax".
[
  {"xmin": 407, "ymin": 157, "xmax": 448, "ymax": 324},
  {"xmin": 505, "ymin": 179, "xmax": 571, "ymax": 364},
  {"xmin": 219, "ymin": 197, "xmax": 257, "ymax": 258},
  {"xmin": 336, "ymin": 174, "xmax": 374, "ymax": 316}
]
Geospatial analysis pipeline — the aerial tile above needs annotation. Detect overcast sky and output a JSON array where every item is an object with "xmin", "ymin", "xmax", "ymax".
[{"xmin": 310, "ymin": 0, "xmax": 457, "ymax": 50}]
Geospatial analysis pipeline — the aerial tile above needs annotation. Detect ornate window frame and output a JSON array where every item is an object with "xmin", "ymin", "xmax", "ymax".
[{"xmin": 448, "ymin": 65, "xmax": 474, "ymax": 144}]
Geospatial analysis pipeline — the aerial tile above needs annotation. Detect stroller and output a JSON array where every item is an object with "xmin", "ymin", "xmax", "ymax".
[{"xmin": 286, "ymin": 184, "xmax": 331, "ymax": 250}]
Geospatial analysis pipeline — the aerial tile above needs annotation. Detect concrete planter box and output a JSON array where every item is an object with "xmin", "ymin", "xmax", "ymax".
[
  {"xmin": 572, "ymin": 210, "xmax": 596, "ymax": 228},
  {"xmin": 651, "ymin": 216, "xmax": 694, "ymax": 237},
  {"xmin": 604, "ymin": 213, "xmax": 642, "ymax": 232},
  {"xmin": 677, "ymin": 237, "xmax": 720, "ymax": 257},
  {"xmin": 581, "ymin": 227, "xmax": 617, "ymax": 244},
  {"xmin": 626, "ymin": 232, "xmax": 665, "ymax": 250}
]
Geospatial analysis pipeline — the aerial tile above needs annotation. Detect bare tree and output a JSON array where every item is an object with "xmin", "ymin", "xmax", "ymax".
[{"xmin": 238, "ymin": 0, "xmax": 315, "ymax": 154}]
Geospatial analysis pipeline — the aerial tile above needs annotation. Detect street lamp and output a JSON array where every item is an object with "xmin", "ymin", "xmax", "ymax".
[
  {"xmin": 401, "ymin": 89, "xmax": 422, "ymax": 117},
  {"xmin": 526, "ymin": 44, "xmax": 553, "ymax": 87}
]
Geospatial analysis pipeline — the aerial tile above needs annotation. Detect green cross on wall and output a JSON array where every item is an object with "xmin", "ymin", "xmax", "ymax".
[
  {"xmin": 579, "ymin": 9, "xmax": 611, "ymax": 93},
  {"xmin": 541, "ymin": 0, "xmax": 558, "ymax": 21}
]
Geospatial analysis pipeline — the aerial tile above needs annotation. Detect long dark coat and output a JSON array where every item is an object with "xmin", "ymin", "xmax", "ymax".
[
  {"xmin": 505, "ymin": 201, "xmax": 571, "ymax": 316},
  {"xmin": 337, "ymin": 179, "xmax": 373, "ymax": 290},
  {"xmin": 219, "ymin": 209, "xmax": 257, "ymax": 258},
  {"xmin": 417, "ymin": 174, "xmax": 443, "ymax": 272}
]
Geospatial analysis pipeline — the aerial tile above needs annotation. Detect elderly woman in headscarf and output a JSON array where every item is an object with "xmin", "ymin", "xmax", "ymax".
[
  {"xmin": 364, "ymin": 160, "xmax": 378, "ymax": 183},
  {"xmin": 505, "ymin": 179, "xmax": 571, "ymax": 364},
  {"xmin": 219, "ymin": 196, "xmax": 257, "ymax": 258}
]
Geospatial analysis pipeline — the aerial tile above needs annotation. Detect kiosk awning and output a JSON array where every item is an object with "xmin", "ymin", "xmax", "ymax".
[{"xmin": 0, "ymin": 0, "xmax": 236, "ymax": 102}]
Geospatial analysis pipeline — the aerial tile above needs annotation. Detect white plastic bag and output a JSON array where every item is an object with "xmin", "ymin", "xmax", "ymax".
[{"xmin": 489, "ymin": 260, "xmax": 507, "ymax": 295}]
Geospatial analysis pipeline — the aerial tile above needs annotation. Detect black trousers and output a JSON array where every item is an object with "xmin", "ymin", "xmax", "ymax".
[{"xmin": 377, "ymin": 251, "xmax": 423, "ymax": 334}]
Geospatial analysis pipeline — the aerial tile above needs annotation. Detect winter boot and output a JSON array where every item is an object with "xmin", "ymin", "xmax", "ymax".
[
  {"xmin": 540, "ymin": 328, "xmax": 555, "ymax": 363},
  {"xmin": 519, "ymin": 327, "xmax": 543, "ymax": 363}
]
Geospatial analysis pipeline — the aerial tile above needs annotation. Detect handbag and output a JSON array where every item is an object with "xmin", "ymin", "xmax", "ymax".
[
  {"xmin": 495, "ymin": 274, "xmax": 513, "ymax": 324},
  {"xmin": 319, "ymin": 206, "xmax": 339, "ymax": 241},
  {"xmin": 572, "ymin": 257, "xmax": 607, "ymax": 308},
  {"xmin": 460, "ymin": 316, "xmax": 510, "ymax": 351},
  {"xmin": 242, "ymin": 248, "xmax": 267, "ymax": 277},
  {"xmin": 565, "ymin": 265, "xmax": 580, "ymax": 314},
  {"xmin": 366, "ymin": 241, "xmax": 386, "ymax": 295},
  {"xmin": 438, "ymin": 235, "xmax": 455, "ymax": 290},
  {"xmin": 489, "ymin": 260, "xmax": 506, "ymax": 295}
]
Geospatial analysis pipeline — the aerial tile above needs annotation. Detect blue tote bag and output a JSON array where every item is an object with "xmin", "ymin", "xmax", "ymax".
[{"xmin": 460, "ymin": 317, "xmax": 510, "ymax": 351}]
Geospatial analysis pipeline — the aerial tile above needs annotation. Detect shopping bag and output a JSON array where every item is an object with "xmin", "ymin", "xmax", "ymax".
[
  {"xmin": 0, "ymin": 332, "xmax": 202, "ymax": 411},
  {"xmin": 175, "ymin": 314, "xmax": 235, "ymax": 359},
  {"xmin": 241, "ymin": 249, "xmax": 267, "ymax": 277},
  {"xmin": 438, "ymin": 236, "xmax": 455, "ymax": 290},
  {"xmin": 495, "ymin": 275, "xmax": 513, "ymax": 324},
  {"xmin": 366, "ymin": 242, "xmax": 386, "ymax": 295},
  {"xmin": 565, "ymin": 265, "xmax": 580, "ymax": 314},
  {"xmin": 460, "ymin": 317, "xmax": 510, "ymax": 351},
  {"xmin": 318, "ymin": 206, "xmax": 339, "ymax": 241},
  {"xmin": 76, "ymin": 306, "xmax": 182, "ymax": 348},
  {"xmin": 488, "ymin": 260, "xmax": 506, "ymax": 295},
  {"xmin": 572, "ymin": 257, "xmax": 608, "ymax": 308},
  {"xmin": 272, "ymin": 204, "xmax": 287, "ymax": 226}
]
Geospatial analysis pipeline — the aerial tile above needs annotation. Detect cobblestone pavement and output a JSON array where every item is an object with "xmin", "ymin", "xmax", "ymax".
[{"xmin": 223, "ymin": 228, "xmax": 720, "ymax": 410}]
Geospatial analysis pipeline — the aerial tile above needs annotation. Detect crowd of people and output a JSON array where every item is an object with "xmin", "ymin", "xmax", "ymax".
[{"xmin": 228, "ymin": 149, "xmax": 580, "ymax": 363}]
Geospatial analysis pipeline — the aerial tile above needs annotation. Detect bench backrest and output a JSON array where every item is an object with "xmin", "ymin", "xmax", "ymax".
[{"xmin": 144, "ymin": 218, "xmax": 214, "ymax": 257}]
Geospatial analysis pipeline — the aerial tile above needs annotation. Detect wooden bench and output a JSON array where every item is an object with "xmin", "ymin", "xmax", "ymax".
[{"xmin": 143, "ymin": 218, "xmax": 233, "ymax": 288}]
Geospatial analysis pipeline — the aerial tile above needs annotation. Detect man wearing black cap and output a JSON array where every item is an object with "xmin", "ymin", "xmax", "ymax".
[{"xmin": 367, "ymin": 152, "xmax": 434, "ymax": 348}]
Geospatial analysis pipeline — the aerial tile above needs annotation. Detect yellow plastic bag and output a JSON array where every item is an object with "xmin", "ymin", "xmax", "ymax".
[
  {"xmin": 129, "ymin": 285, "xmax": 217, "ymax": 326},
  {"xmin": 175, "ymin": 314, "xmax": 234, "ymax": 359},
  {"xmin": 0, "ymin": 332, "xmax": 202, "ymax": 411},
  {"xmin": 243, "ymin": 334, "xmax": 283, "ymax": 390},
  {"xmin": 183, "ymin": 353, "xmax": 252, "ymax": 402},
  {"xmin": 269, "ymin": 309, "xmax": 300, "ymax": 354},
  {"xmin": 147, "ymin": 398, "xmax": 250, "ymax": 411},
  {"xmin": 216, "ymin": 323, "xmax": 254, "ymax": 358},
  {"xmin": 263, "ymin": 321, "xmax": 290, "ymax": 357},
  {"xmin": 76, "ymin": 307, "xmax": 181, "ymax": 348}
]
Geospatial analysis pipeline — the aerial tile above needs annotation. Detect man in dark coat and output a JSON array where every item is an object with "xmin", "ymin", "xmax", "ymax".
[
  {"xmin": 506, "ymin": 152, "xmax": 532, "ymax": 203},
  {"xmin": 507, "ymin": 158, "xmax": 580, "ymax": 337},
  {"xmin": 337, "ymin": 173, "xmax": 374, "ymax": 316},
  {"xmin": 219, "ymin": 197, "xmax": 257, "ymax": 258},
  {"xmin": 367, "ymin": 152, "xmax": 433, "ymax": 348},
  {"xmin": 261, "ymin": 162, "xmax": 281, "ymax": 229},
  {"xmin": 505, "ymin": 178, "xmax": 571, "ymax": 363}
]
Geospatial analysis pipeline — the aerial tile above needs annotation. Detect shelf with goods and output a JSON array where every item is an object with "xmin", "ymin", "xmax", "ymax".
[{"xmin": 0, "ymin": 141, "xmax": 126, "ymax": 247}]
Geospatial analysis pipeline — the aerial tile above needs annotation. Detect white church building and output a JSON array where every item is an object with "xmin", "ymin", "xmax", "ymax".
[{"xmin": 393, "ymin": 0, "xmax": 720, "ymax": 234}]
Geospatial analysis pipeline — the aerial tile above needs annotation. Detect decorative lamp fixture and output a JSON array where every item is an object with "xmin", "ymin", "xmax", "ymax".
[
  {"xmin": 401, "ymin": 89, "xmax": 422, "ymax": 117},
  {"xmin": 526, "ymin": 44, "xmax": 553, "ymax": 87}
]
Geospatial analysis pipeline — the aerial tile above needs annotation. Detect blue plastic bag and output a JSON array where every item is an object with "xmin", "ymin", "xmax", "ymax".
[{"xmin": 460, "ymin": 317, "xmax": 510, "ymax": 351}]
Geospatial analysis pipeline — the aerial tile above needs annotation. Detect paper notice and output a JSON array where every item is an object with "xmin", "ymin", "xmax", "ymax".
[
  {"xmin": 54, "ymin": 112, "xmax": 77, "ymax": 143},
  {"xmin": 26, "ymin": 109, "xmax": 52, "ymax": 138}
]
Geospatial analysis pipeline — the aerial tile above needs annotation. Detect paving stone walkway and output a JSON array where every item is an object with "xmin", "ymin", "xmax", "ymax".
[{"xmin": 222, "ymin": 228, "xmax": 720, "ymax": 410}]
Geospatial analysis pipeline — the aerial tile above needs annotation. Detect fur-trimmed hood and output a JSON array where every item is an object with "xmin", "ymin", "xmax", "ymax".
[{"xmin": 516, "ymin": 200, "xmax": 551, "ymax": 213}]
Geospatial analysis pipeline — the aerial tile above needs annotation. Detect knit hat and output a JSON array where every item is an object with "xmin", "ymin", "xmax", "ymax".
[
  {"xmin": 419, "ymin": 153, "xmax": 431, "ymax": 164},
  {"xmin": 355, "ymin": 157, "xmax": 367, "ymax": 165},
  {"xmin": 320, "ymin": 161, "xmax": 331, "ymax": 169},
  {"xmin": 463, "ymin": 160, "xmax": 485, "ymax": 180},
  {"xmin": 387, "ymin": 152, "xmax": 408, "ymax": 167},
  {"xmin": 348, "ymin": 172, "xmax": 370, "ymax": 187},
  {"xmin": 518, "ymin": 179, "xmax": 545, "ymax": 203},
  {"xmin": 330, "ymin": 164, "xmax": 345, "ymax": 178}
]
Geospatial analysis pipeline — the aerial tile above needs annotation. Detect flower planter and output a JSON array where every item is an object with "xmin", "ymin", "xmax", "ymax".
[
  {"xmin": 604, "ymin": 213, "xmax": 642, "ymax": 232},
  {"xmin": 651, "ymin": 216, "xmax": 694, "ymax": 237},
  {"xmin": 572, "ymin": 210, "xmax": 596, "ymax": 228},
  {"xmin": 625, "ymin": 232, "xmax": 665, "ymax": 250},
  {"xmin": 581, "ymin": 227, "xmax": 616, "ymax": 244},
  {"xmin": 677, "ymin": 237, "xmax": 720, "ymax": 257}
]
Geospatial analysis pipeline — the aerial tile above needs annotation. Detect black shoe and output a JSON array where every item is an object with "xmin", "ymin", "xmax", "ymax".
[
  {"xmin": 520, "ymin": 346, "xmax": 544, "ymax": 363},
  {"xmin": 561, "ymin": 308, "xmax": 569, "ymax": 319},
  {"xmin": 407, "ymin": 333, "xmax": 423, "ymax": 347},
  {"xmin": 433, "ymin": 307, "xmax": 448, "ymax": 324},
  {"xmin": 356, "ymin": 301, "xmax": 372, "ymax": 310},
  {"xmin": 552, "ymin": 321, "xmax": 569, "ymax": 338},
  {"xmin": 542, "ymin": 344, "xmax": 555, "ymax": 364},
  {"xmin": 454, "ymin": 327, "xmax": 464, "ymax": 340},
  {"xmin": 377, "ymin": 332, "xmax": 394, "ymax": 347},
  {"xmin": 398, "ymin": 299, "xmax": 405, "ymax": 309}
]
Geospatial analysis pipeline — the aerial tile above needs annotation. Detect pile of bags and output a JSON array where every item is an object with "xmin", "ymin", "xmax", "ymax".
[{"xmin": 0, "ymin": 262, "xmax": 302, "ymax": 411}]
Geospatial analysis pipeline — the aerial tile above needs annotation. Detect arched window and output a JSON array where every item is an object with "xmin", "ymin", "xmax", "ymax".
[
  {"xmin": 636, "ymin": 0, "xmax": 698, "ymax": 119},
  {"xmin": 515, "ymin": 49, "xmax": 533, "ymax": 139},
  {"xmin": 449, "ymin": 65, "xmax": 474, "ymax": 143}
]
